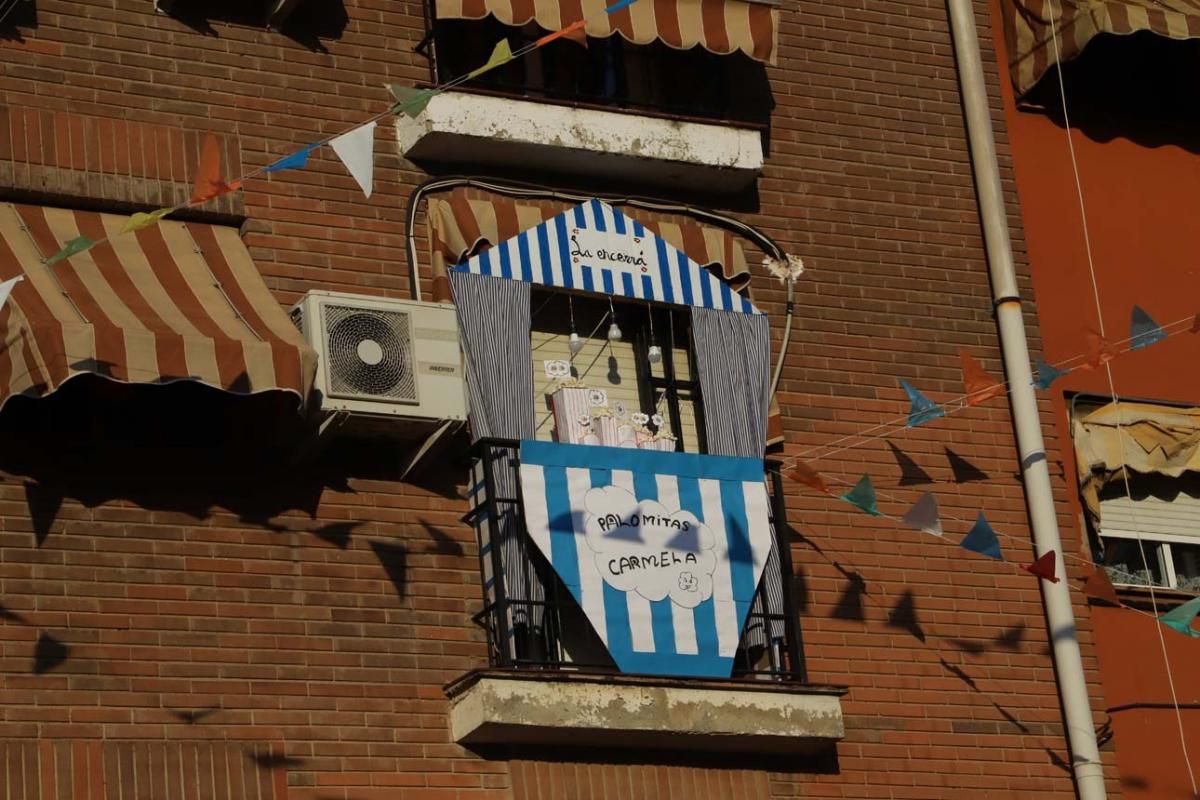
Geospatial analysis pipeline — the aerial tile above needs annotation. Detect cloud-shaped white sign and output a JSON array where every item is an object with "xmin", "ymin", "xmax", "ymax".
[{"xmin": 583, "ymin": 486, "xmax": 716, "ymax": 609}]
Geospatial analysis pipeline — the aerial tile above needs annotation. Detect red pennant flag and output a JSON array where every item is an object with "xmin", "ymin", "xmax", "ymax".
[
  {"xmin": 1023, "ymin": 550, "xmax": 1060, "ymax": 583},
  {"xmin": 959, "ymin": 349, "xmax": 1004, "ymax": 406},
  {"xmin": 191, "ymin": 133, "xmax": 240, "ymax": 204},
  {"xmin": 1082, "ymin": 328, "xmax": 1117, "ymax": 370},
  {"xmin": 1082, "ymin": 568, "xmax": 1121, "ymax": 606},
  {"xmin": 1191, "ymin": 313, "xmax": 1200, "ymax": 334},
  {"xmin": 787, "ymin": 462, "xmax": 829, "ymax": 494}
]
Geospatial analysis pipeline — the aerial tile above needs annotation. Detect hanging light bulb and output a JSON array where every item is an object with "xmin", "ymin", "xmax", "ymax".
[
  {"xmin": 647, "ymin": 344, "xmax": 662, "ymax": 363},
  {"xmin": 568, "ymin": 331, "xmax": 584, "ymax": 354},
  {"xmin": 607, "ymin": 296, "xmax": 622, "ymax": 341}
]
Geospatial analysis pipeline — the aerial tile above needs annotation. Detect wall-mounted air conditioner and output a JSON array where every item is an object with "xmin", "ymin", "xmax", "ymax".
[{"xmin": 291, "ymin": 291, "xmax": 467, "ymax": 433}]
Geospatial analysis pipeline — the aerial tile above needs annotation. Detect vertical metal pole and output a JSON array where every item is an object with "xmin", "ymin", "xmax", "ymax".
[
  {"xmin": 944, "ymin": 2, "xmax": 1106, "ymax": 797},
  {"xmin": 480, "ymin": 443, "xmax": 512, "ymax": 668},
  {"xmin": 770, "ymin": 467, "xmax": 806, "ymax": 682}
]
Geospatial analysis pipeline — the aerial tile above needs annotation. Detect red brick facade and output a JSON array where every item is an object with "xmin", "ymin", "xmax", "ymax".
[{"xmin": 0, "ymin": 0, "xmax": 1123, "ymax": 797}]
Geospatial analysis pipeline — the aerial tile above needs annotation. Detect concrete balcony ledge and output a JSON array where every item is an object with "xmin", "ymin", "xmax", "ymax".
[
  {"xmin": 395, "ymin": 91, "xmax": 764, "ymax": 193},
  {"xmin": 446, "ymin": 669, "xmax": 846, "ymax": 754}
]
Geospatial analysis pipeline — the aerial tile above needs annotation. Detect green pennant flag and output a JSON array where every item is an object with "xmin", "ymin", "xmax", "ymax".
[
  {"xmin": 1159, "ymin": 596, "xmax": 1200, "ymax": 638},
  {"xmin": 466, "ymin": 39, "xmax": 514, "ymax": 80},
  {"xmin": 45, "ymin": 235, "xmax": 95, "ymax": 266},
  {"xmin": 840, "ymin": 474, "xmax": 881, "ymax": 516},
  {"xmin": 387, "ymin": 85, "xmax": 436, "ymax": 119}
]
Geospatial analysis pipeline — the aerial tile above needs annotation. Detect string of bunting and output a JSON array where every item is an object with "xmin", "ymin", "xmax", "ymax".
[
  {"xmin": 780, "ymin": 305, "xmax": 1200, "ymax": 637},
  {"xmin": 13, "ymin": 0, "xmax": 641, "ymax": 294}
]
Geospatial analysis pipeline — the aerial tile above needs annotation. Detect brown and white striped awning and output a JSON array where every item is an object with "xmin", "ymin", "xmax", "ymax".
[
  {"xmin": 1004, "ymin": 0, "xmax": 1200, "ymax": 95},
  {"xmin": 435, "ymin": 0, "xmax": 780, "ymax": 64},
  {"xmin": 426, "ymin": 190, "xmax": 753, "ymax": 303},
  {"xmin": 0, "ymin": 203, "xmax": 317, "ymax": 408}
]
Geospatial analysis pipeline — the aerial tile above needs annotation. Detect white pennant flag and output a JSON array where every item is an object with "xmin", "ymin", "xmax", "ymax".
[
  {"xmin": 901, "ymin": 492, "xmax": 943, "ymax": 537},
  {"xmin": 330, "ymin": 121, "xmax": 376, "ymax": 199},
  {"xmin": 0, "ymin": 276, "xmax": 24, "ymax": 313}
]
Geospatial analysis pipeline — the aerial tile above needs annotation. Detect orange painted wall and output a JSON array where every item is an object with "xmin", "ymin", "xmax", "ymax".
[{"xmin": 988, "ymin": 3, "xmax": 1200, "ymax": 797}]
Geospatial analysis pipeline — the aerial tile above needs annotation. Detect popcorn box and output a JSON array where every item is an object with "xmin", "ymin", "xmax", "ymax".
[
  {"xmin": 591, "ymin": 407, "xmax": 622, "ymax": 447},
  {"xmin": 653, "ymin": 431, "xmax": 678, "ymax": 452},
  {"xmin": 635, "ymin": 427, "xmax": 656, "ymax": 449},
  {"xmin": 547, "ymin": 380, "xmax": 592, "ymax": 445}
]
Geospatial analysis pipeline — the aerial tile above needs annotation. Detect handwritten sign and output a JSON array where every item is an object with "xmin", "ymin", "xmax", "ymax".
[{"xmin": 569, "ymin": 227, "xmax": 651, "ymax": 278}]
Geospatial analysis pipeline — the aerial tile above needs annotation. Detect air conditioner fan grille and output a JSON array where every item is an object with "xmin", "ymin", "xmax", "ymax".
[{"xmin": 322, "ymin": 304, "xmax": 417, "ymax": 402}]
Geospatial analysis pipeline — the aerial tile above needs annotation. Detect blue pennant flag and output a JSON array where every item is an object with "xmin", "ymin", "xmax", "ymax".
[
  {"xmin": 1159, "ymin": 596, "xmax": 1200, "ymax": 638},
  {"xmin": 901, "ymin": 380, "xmax": 944, "ymax": 427},
  {"xmin": 1130, "ymin": 306, "xmax": 1167, "ymax": 351},
  {"xmin": 960, "ymin": 512, "xmax": 1003, "ymax": 560},
  {"xmin": 264, "ymin": 145, "xmax": 316, "ymax": 174},
  {"xmin": 1034, "ymin": 358, "xmax": 1067, "ymax": 390}
]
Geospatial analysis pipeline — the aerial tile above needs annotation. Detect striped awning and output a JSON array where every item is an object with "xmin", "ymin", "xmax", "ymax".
[
  {"xmin": 0, "ymin": 203, "xmax": 317, "ymax": 408},
  {"xmin": 436, "ymin": 0, "xmax": 779, "ymax": 65},
  {"xmin": 1004, "ymin": 0, "xmax": 1200, "ymax": 95},
  {"xmin": 427, "ymin": 190, "xmax": 751, "ymax": 303}
]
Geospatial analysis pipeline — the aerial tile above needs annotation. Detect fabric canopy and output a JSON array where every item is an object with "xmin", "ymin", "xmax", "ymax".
[
  {"xmin": 1072, "ymin": 400, "xmax": 1200, "ymax": 520},
  {"xmin": 0, "ymin": 203, "xmax": 317, "ymax": 408},
  {"xmin": 428, "ymin": 191, "xmax": 752, "ymax": 303},
  {"xmin": 435, "ymin": 0, "xmax": 779, "ymax": 64},
  {"xmin": 1004, "ymin": 0, "xmax": 1200, "ymax": 95},
  {"xmin": 449, "ymin": 199, "xmax": 759, "ymax": 314}
]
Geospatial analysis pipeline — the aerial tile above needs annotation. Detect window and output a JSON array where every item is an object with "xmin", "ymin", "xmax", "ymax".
[
  {"xmin": 530, "ymin": 290, "xmax": 705, "ymax": 453},
  {"xmin": 1097, "ymin": 475, "xmax": 1200, "ymax": 593},
  {"xmin": 428, "ymin": 18, "xmax": 772, "ymax": 125}
]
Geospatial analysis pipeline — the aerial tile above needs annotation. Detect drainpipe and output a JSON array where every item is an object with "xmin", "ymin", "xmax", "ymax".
[{"xmin": 944, "ymin": 2, "xmax": 1107, "ymax": 798}]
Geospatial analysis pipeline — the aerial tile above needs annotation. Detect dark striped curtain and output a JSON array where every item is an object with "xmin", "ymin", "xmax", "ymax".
[
  {"xmin": 690, "ymin": 307, "xmax": 786, "ymax": 649},
  {"xmin": 449, "ymin": 271, "xmax": 546, "ymax": 647}
]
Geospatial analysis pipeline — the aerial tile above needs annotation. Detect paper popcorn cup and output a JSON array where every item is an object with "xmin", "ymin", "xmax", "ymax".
[
  {"xmin": 592, "ymin": 408, "xmax": 622, "ymax": 447},
  {"xmin": 635, "ymin": 426, "xmax": 656, "ymax": 449},
  {"xmin": 653, "ymin": 431, "xmax": 678, "ymax": 452},
  {"xmin": 616, "ymin": 423, "xmax": 637, "ymax": 448},
  {"xmin": 548, "ymin": 383, "xmax": 592, "ymax": 445}
]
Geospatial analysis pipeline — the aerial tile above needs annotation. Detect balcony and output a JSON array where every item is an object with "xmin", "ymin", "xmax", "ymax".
[{"xmin": 447, "ymin": 439, "xmax": 847, "ymax": 753}]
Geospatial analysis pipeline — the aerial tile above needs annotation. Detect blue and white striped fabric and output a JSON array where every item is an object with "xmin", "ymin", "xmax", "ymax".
[
  {"xmin": 451, "ymin": 199, "xmax": 760, "ymax": 315},
  {"xmin": 518, "ymin": 439, "xmax": 773, "ymax": 678}
]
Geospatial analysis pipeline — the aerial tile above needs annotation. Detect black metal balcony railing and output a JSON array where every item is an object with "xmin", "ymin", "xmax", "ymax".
[{"xmin": 462, "ymin": 439, "xmax": 806, "ymax": 682}]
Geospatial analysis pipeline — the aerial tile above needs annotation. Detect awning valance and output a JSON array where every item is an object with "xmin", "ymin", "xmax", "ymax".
[
  {"xmin": 435, "ymin": 0, "xmax": 780, "ymax": 65},
  {"xmin": 0, "ymin": 203, "xmax": 317, "ymax": 408},
  {"xmin": 1072, "ymin": 400, "xmax": 1200, "ymax": 520},
  {"xmin": 428, "ymin": 191, "xmax": 752, "ymax": 303},
  {"xmin": 450, "ymin": 198, "xmax": 760, "ymax": 314},
  {"xmin": 1004, "ymin": 0, "xmax": 1200, "ymax": 95}
]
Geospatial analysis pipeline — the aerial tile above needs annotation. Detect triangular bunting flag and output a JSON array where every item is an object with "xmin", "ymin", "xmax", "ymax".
[
  {"xmin": 901, "ymin": 492, "xmax": 942, "ymax": 536},
  {"xmin": 387, "ymin": 85, "xmax": 436, "ymax": 118},
  {"xmin": 534, "ymin": 19, "xmax": 587, "ymax": 48},
  {"xmin": 841, "ymin": 474, "xmax": 881, "ymax": 516},
  {"xmin": 1191, "ymin": 312, "xmax": 1200, "ymax": 334},
  {"xmin": 330, "ymin": 122, "xmax": 377, "ymax": 199},
  {"xmin": 1159, "ymin": 596, "xmax": 1200, "ymax": 638},
  {"xmin": 787, "ymin": 462, "xmax": 829, "ymax": 494},
  {"xmin": 1083, "ymin": 327, "xmax": 1117, "ymax": 369},
  {"xmin": 901, "ymin": 380, "xmax": 944, "ymax": 427},
  {"xmin": 191, "ymin": 133, "xmax": 240, "ymax": 203},
  {"xmin": 1082, "ymin": 568, "xmax": 1121, "ymax": 606},
  {"xmin": 263, "ymin": 145, "xmax": 316, "ymax": 174},
  {"xmin": 45, "ymin": 236, "xmax": 95, "ymax": 266},
  {"xmin": 0, "ymin": 275, "xmax": 24, "ymax": 313},
  {"xmin": 466, "ymin": 39, "xmax": 514, "ymax": 80},
  {"xmin": 1034, "ymin": 358, "xmax": 1067, "ymax": 390},
  {"xmin": 120, "ymin": 207, "xmax": 173, "ymax": 235},
  {"xmin": 1023, "ymin": 550, "xmax": 1060, "ymax": 583},
  {"xmin": 1129, "ymin": 306, "xmax": 1167, "ymax": 351},
  {"xmin": 604, "ymin": 0, "xmax": 637, "ymax": 12},
  {"xmin": 959, "ymin": 349, "xmax": 1004, "ymax": 406},
  {"xmin": 959, "ymin": 512, "xmax": 1003, "ymax": 560}
]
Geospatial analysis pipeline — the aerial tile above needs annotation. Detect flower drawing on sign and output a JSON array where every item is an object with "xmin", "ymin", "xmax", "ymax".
[
  {"xmin": 544, "ymin": 359, "xmax": 572, "ymax": 379},
  {"xmin": 587, "ymin": 388, "xmax": 609, "ymax": 407},
  {"xmin": 582, "ymin": 486, "xmax": 718, "ymax": 609}
]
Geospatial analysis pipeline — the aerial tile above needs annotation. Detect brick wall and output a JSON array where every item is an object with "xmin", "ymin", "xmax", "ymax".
[{"xmin": 0, "ymin": 1, "xmax": 1122, "ymax": 798}]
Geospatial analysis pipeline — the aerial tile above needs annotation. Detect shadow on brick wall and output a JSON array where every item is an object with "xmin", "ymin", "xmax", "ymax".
[
  {"xmin": 0, "ymin": 0, "xmax": 36, "ymax": 40},
  {"xmin": 158, "ymin": 0, "xmax": 349, "ymax": 53}
]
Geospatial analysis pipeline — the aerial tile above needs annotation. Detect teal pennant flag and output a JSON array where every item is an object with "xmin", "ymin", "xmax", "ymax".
[
  {"xmin": 1034, "ymin": 358, "xmax": 1067, "ymax": 390},
  {"xmin": 1159, "ymin": 596, "xmax": 1200, "ymax": 638},
  {"xmin": 960, "ymin": 512, "xmax": 1003, "ymax": 560},
  {"xmin": 387, "ymin": 85, "xmax": 436, "ymax": 118},
  {"xmin": 901, "ymin": 380, "xmax": 944, "ymax": 427},
  {"xmin": 1129, "ymin": 306, "xmax": 1167, "ymax": 351},
  {"xmin": 841, "ymin": 474, "xmax": 881, "ymax": 516}
]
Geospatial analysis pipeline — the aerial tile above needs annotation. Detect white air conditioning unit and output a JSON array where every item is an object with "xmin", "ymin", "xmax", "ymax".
[{"xmin": 291, "ymin": 291, "xmax": 467, "ymax": 431}]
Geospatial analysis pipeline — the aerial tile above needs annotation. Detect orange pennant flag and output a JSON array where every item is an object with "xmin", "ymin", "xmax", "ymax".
[
  {"xmin": 959, "ymin": 349, "xmax": 1004, "ymax": 406},
  {"xmin": 191, "ymin": 133, "xmax": 240, "ymax": 204},
  {"xmin": 1082, "ymin": 568, "xmax": 1121, "ymax": 607},
  {"xmin": 1191, "ymin": 312, "xmax": 1200, "ymax": 334},
  {"xmin": 787, "ymin": 462, "xmax": 829, "ymax": 494},
  {"xmin": 1082, "ymin": 327, "xmax": 1117, "ymax": 370},
  {"xmin": 535, "ymin": 19, "xmax": 587, "ymax": 48}
]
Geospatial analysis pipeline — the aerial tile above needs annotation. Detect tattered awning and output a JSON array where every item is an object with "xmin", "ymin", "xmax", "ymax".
[
  {"xmin": 1072, "ymin": 400, "xmax": 1200, "ymax": 519},
  {"xmin": 1004, "ymin": 0, "xmax": 1200, "ymax": 95},
  {"xmin": 435, "ymin": 0, "xmax": 779, "ymax": 63},
  {"xmin": 428, "ymin": 191, "xmax": 752, "ymax": 303},
  {"xmin": 0, "ymin": 203, "xmax": 317, "ymax": 408}
]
